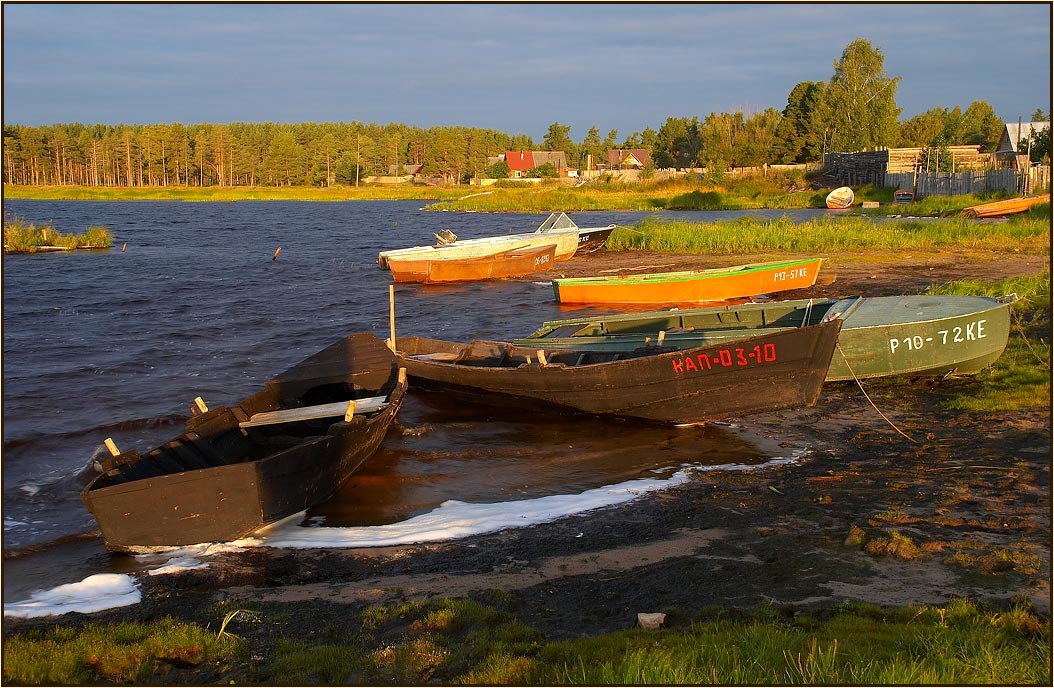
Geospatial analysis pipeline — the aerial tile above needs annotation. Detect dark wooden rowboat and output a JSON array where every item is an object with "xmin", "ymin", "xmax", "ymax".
[
  {"xmin": 394, "ymin": 318, "xmax": 841, "ymax": 424},
  {"xmin": 81, "ymin": 333, "xmax": 407, "ymax": 552},
  {"xmin": 513, "ymin": 295, "xmax": 1016, "ymax": 382},
  {"xmin": 388, "ymin": 243, "xmax": 556, "ymax": 283}
]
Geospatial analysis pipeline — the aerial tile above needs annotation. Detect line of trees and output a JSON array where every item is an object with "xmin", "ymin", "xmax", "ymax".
[{"xmin": 3, "ymin": 39, "xmax": 1048, "ymax": 188}]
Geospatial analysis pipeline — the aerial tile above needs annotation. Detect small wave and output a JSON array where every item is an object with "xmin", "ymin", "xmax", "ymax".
[{"xmin": 2, "ymin": 414, "xmax": 185, "ymax": 452}]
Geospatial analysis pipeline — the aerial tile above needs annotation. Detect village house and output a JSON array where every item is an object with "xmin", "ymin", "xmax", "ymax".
[
  {"xmin": 994, "ymin": 121, "xmax": 1050, "ymax": 168},
  {"xmin": 605, "ymin": 148, "xmax": 652, "ymax": 170},
  {"xmin": 503, "ymin": 150, "xmax": 570, "ymax": 178}
]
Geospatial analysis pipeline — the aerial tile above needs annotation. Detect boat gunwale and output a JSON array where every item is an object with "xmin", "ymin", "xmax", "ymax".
[{"xmin": 552, "ymin": 258, "xmax": 823, "ymax": 288}]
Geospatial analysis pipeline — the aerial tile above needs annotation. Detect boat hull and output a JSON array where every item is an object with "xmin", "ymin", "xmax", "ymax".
[
  {"xmin": 551, "ymin": 258, "xmax": 823, "ymax": 305},
  {"xmin": 81, "ymin": 333, "xmax": 406, "ymax": 551},
  {"xmin": 575, "ymin": 226, "xmax": 616, "ymax": 253},
  {"xmin": 963, "ymin": 194, "xmax": 1049, "ymax": 218},
  {"xmin": 514, "ymin": 295, "xmax": 1015, "ymax": 382},
  {"xmin": 389, "ymin": 244, "xmax": 556, "ymax": 283},
  {"xmin": 378, "ymin": 230, "xmax": 579, "ymax": 268},
  {"xmin": 395, "ymin": 319, "xmax": 841, "ymax": 424}
]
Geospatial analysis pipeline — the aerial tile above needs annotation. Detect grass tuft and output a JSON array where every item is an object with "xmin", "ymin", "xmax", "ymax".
[{"xmin": 3, "ymin": 215, "xmax": 114, "ymax": 252}]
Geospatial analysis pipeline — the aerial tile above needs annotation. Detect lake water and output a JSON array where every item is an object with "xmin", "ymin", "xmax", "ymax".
[{"xmin": 2, "ymin": 199, "xmax": 830, "ymax": 601}]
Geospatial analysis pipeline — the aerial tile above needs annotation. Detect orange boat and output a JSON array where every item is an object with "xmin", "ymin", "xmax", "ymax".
[
  {"xmin": 389, "ymin": 244, "xmax": 556, "ymax": 284},
  {"xmin": 551, "ymin": 258, "xmax": 823, "ymax": 305},
  {"xmin": 962, "ymin": 194, "xmax": 1050, "ymax": 218}
]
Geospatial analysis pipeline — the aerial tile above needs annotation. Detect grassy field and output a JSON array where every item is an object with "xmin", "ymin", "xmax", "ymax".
[
  {"xmin": 604, "ymin": 206, "xmax": 1051, "ymax": 255},
  {"xmin": 4, "ymin": 177, "xmax": 1039, "ymax": 215},
  {"xmin": 4, "ymin": 597, "xmax": 1048, "ymax": 684}
]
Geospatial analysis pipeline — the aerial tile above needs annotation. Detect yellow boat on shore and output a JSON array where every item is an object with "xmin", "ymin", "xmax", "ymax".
[{"xmin": 963, "ymin": 194, "xmax": 1050, "ymax": 218}]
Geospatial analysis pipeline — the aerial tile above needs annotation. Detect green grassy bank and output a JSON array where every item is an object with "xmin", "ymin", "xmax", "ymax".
[
  {"xmin": 4, "ymin": 597, "xmax": 1048, "ymax": 685},
  {"xmin": 605, "ymin": 206, "xmax": 1051, "ymax": 255},
  {"xmin": 2, "ymin": 216, "xmax": 113, "ymax": 252},
  {"xmin": 6, "ymin": 178, "xmax": 1042, "ymax": 215}
]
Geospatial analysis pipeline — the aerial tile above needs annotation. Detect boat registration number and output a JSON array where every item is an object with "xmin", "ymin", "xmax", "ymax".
[
  {"xmin": 772, "ymin": 266, "xmax": 809, "ymax": 281},
  {"xmin": 671, "ymin": 343, "xmax": 777, "ymax": 375},
  {"xmin": 888, "ymin": 319, "xmax": 988, "ymax": 354}
]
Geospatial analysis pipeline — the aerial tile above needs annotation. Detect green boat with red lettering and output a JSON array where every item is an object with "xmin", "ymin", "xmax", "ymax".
[
  {"xmin": 394, "ymin": 316, "xmax": 842, "ymax": 425},
  {"xmin": 514, "ymin": 295, "xmax": 1017, "ymax": 382}
]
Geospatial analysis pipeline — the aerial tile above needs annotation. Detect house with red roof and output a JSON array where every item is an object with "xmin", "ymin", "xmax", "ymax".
[{"xmin": 503, "ymin": 151, "xmax": 570, "ymax": 178}]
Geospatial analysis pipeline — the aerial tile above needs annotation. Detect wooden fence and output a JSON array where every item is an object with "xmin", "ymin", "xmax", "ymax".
[{"xmin": 886, "ymin": 166, "xmax": 1051, "ymax": 197}]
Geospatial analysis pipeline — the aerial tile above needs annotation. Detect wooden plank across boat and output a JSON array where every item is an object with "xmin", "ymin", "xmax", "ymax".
[
  {"xmin": 377, "ymin": 212, "xmax": 616, "ymax": 269},
  {"xmin": 551, "ymin": 258, "xmax": 823, "ymax": 305},
  {"xmin": 394, "ymin": 318, "xmax": 842, "ymax": 424},
  {"xmin": 388, "ymin": 243, "xmax": 556, "ymax": 283},
  {"xmin": 962, "ymin": 194, "xmax": 1049, "ymax": 218},
  {"xmin": 513, "ymin": 294, "xmax": 1016, "ymax": 382},
  {"xmin": 826, "ymin": 186, "xmax": 855, "ymax": 209},
  {"xmin": 81, "ymin": 333, "xmax": 407, "ymax": 552}
]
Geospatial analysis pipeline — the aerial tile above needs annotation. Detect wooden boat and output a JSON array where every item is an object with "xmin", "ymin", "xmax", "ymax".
[
  {"xmin": 81, "ymin": 333, "xmax": 408, "ymax": 552},
  {"xmin": 387, "ymin": 243, "xmax": 556, "ymax": 283},
  {"xmin": 962, "ymin": 194, "xmax": 1050, "ymax": 218},
  {"xmin": 893, "ymin": 189, "xmax": 915, "ymax": 205},
  {"xmin": 377, "ymin": 212, "xmax": 616, "ymax": 268},
  {"xmin": 514, "ymin": 294, "xmax": 1017, "ymax": 382},
  {"xmin": 394, "ymin": 318, "xmax": 842, "ymax": 424},
  {"xmin": 826, "ymin": 186, "xmax": 855, "ymax": 209},
  {"xmin": 551, "ymin": 258, "xmax": 823, "ymax": 305}
]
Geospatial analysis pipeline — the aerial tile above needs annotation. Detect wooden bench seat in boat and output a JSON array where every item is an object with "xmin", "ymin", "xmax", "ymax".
[{"xmin": 238, "ymin": 396, "xmax": 389, "ymax": 429}]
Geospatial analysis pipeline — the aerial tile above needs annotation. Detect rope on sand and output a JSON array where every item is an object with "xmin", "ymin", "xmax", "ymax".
[{"xmin": 838, "ymin": 344, "xmax": 918, "ymax": 443}]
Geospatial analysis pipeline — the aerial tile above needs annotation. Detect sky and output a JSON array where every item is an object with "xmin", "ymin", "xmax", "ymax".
[{"xmin": 2, "ymin": 2, "xmax": 1051, "ymax": 142}]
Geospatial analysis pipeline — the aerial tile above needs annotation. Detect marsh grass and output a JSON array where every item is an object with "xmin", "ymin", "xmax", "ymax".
[
  {"xmin": 864, "ymin": 531, "xmax": 923, "ymax": 560},
  {"xmin": 5, "ymin": 599, "xmax": 1047, "ymax": 685},
  {"xmin": 3, "ymin": 216, "xmax": 113, "ymax": 252},
  {"xmin": 605, "ymin": 213, "xmax": 1050, "ymax": 255},
  {"xmin": 1, "ymin": 618, "xmax": 241, "ymax": 684},
  {"xmin": 541, "ymin": 599, "xmax": 1048, "ymax": 685}
]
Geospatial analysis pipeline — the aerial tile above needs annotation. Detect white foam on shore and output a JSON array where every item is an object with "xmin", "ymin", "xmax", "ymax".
[
  {"xmin": 238, "ymin": 467, "xmax": 695, "ymax": 549},
  {"xmin": 3, "ymin": 452, "xmax": 808, "ymax": 617},
  {"xmin": 3, "ymin": 574, "xmax": 140, "ymax": 619},
  {"xmin": 239, "ymin": 455, "xmax": 811, "ymax": 550}
]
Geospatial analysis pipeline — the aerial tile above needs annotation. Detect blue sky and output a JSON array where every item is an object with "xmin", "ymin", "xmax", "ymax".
[{"xmin": 3, "ymin": 3, "xmax": 1050, "ymax": 141}]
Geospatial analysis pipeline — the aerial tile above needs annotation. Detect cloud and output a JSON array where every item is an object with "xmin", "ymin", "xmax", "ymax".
[{"xmin": 3, "ymin": 3, "xmax": 1049, "ymax": 134}]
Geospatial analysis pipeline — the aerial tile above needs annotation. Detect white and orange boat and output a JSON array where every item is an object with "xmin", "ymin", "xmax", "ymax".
[{"xmin": 388, "ymin": 244, "xmax": 556, "ymax": 283}]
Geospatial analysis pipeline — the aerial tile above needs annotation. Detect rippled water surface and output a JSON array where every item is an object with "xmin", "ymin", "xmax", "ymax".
[{"xmin": 3, "ymin": 200, "xmax": 828, "ymax": 559}]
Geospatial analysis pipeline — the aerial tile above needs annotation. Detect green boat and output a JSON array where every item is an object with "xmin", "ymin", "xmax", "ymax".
[{"xmin": 515, "ymin": 295, "xmax": 1017, "ymax": 382}]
